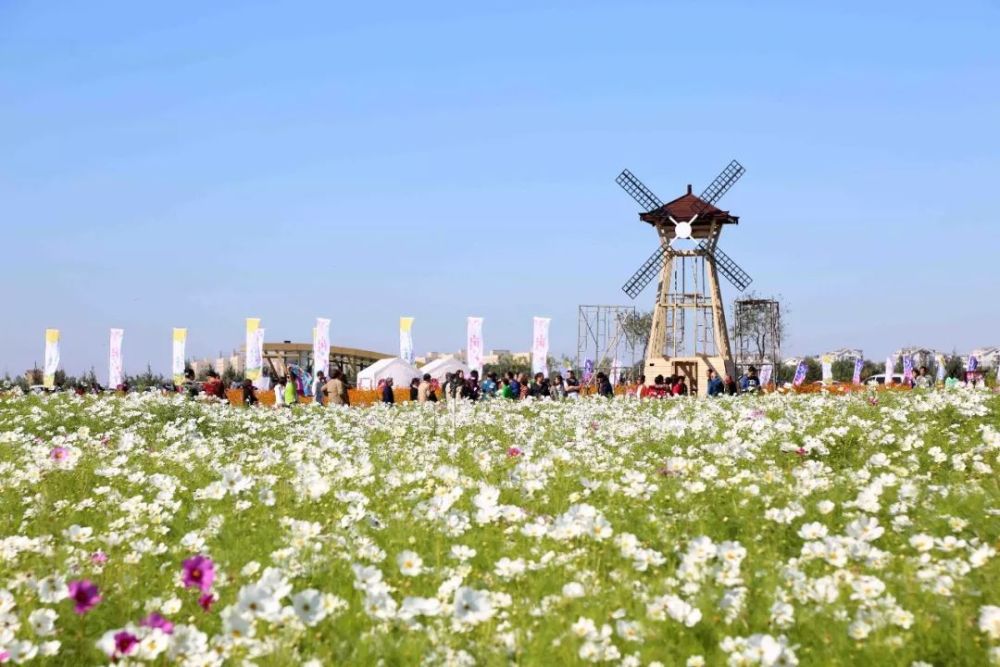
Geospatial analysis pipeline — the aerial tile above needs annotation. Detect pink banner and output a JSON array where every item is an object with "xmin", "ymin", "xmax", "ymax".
[
  {"xmin": 532, "ymin": 317, "xmax": 550, "ymax": 376},
  {"xmin": 467, "ymin": 317, "xmax": 484, "ymax": 376},
  {"xmin": 109, "ymin": 328, "xmax": 124, "ymax": 389}
]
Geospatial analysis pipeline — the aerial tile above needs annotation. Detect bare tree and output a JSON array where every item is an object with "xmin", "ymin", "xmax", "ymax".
[{"xmin": 621, "ymin": 310, "xmax": 654, "ymax": 360}]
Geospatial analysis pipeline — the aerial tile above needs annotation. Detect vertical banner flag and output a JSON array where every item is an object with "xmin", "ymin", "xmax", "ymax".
[
  {"xmin": 885, "ymin": 356, "xmax": 894, "ymax": 384},
  {"xmin": 246, "ymin": 318, "xmax": 262, "ymax": 381},
  {"xmin": 531, "ymin": 317, "xmax": 551, "ymax": 376},
  {"xmin": 759, "ymin": 364, "xmax": 773, "ymax": 387},
  {"xmin": 399, "ymin": 317, "xmax": 415, "ymax": 364},
  {"xmin": 821, "ymin": 355, "xmax": 833, "ymax": 385},
  {"xmin": 109, "ymin": 328, "xmax": 124, "ymax": 389},
  {"xmin": 852, "ymin": 357, "xmax": 864, "ymax": 385},
  {"xmin": 467, "ymin": 317, "xmax": 484, "ymax": 376},
  {"xmin": 935, "ymin": 354, "xmax": 945, "ymax": 383},
  {"xmin": 968, "ymin": 355, "xmax": 979, "ymax": 372},
  {"xmin": 792, "ymin": 360, "xmax": 808, "ymax": 386},
  {"xmin": 903, "ymin": 355, "xmax": 914, "ymax": 383},
  {"xmin": 314, "ymin": 318, "xmax": 330, "ymax": 378},
  {"xmin": 583, "ymin": 359, "xmax": 594, "ymax": 384},
  {"xmin": 253, "ymin": 328, "xmax": 267, "ymax": 390},
  {"xmin": 172, "ymin": 328, "xmax": 187, "ymax": 386},
  {"xmin": 43, "ymin": 329, "xmax": 60, "ymax": 389},
  {"xmin": 610, "ymin": 358, "xmax": 621, "ymax": 386}
]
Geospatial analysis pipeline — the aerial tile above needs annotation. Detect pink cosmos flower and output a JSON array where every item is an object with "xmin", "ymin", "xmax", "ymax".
[
  {"xmin": 67, "ymin": 579, "xmax": 101, "ymax": 614},
  {"xmin": 795, "ymin": 447, "xmax": 808, "ymax": 457},
  {"xmin": 182, "ymin": 555, "xmax": 215, "ymax": 593},
  {"xmin": 49, "ymin": 446, "xmax": 69, "ymax": 461},
  {"xmin": 141, "ymin": 612, "xmax": 174, "ymax": 634},
  {"xmin": 198, "ymin": 593, "xmax": 215, "ymax": 611},
  {"xmin": 114, "ymin": 631, "xmax": 138, "ymax": 657},
  {"xmin": 0, "ymin": 650, "xmax": 9, "ymax": 663},
  {"xmin": 507, "ymin": 446, "xmax": 523, "ymax": 458},
  {"xmin": 91, "ymin": 551, "xmax": 108, "ymax": 565}
]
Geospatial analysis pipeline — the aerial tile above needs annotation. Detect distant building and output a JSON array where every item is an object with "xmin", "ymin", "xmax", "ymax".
[
  {"xmin": 893, "ymin": 347, "xmax": 939, "ymax": 368},
  {"xmin": 824, "ymin": 348, "xmax": 863, "ymax": 361},
  {"xmin": 970, "ymin": 346, "xmax": 1000, "ymax": 368}
]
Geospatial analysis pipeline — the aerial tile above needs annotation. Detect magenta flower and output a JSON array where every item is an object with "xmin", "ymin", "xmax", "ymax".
[
  {"xmin": 182, "ymin": 555, "xmax": 215, "ymax": 593},
  {"xmin": 91, "ymin": 551, "xmax": 108, "ymax": 565},
  {"xmin": 49, "ymin": 446, "xmax": 69, "ymax": 461},
  {"xmin": 114, "ymin": 631, "xmax": 138, "ymax": 657},
  {"xmin": 198, "ymin": 593, "xmax": 215, "ymax": 611},
  {"xmin": 67, "ymin": 579, "xmax": 101, "ymax": 614},
  {"xmin": 507, "ymin": 446, "xmax": 523, "ymax": 458},
  {"xmin": 140, "ymin": 612, "xmax": 174, "ymax": 634}
]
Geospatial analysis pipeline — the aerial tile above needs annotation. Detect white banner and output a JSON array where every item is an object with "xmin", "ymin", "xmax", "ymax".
[
  {"xmin": 467, "ymin": 317, "xmax": 484, "ymax": 376},
  {"xmin": 935, "ymin": 354, "xmax": 945, "ymax": 383},
  {"xmin": 246, "ymin": 318, "xmax": 262, "ymax": 380},
  {"xmin": 821, "ymin": 355, "xmax": 833, "ymax": 385},
  {"xmin": 43, "ymin": 329, "xmax": 60, "ymax": 389},
  {"xmin": 759, "ymin": 364, "xmax": 773, "ymax": 387},
  {"xmin": 258, "ymin": 329, "xmax": 271, "ymax": 391},
  {"xmin": 885, "ymin": 356, "xmax": 894, "ymax": 384},
  {"xmin": 314, "ymin": 318, "xmax": 330, "ymax": 377},
  {"xmin": 610, "ymin": 357, "xmax": 621, "ymax": 385},
  {"xmin": 531, "ymin": 317, "xmax": 550, "ymax": 376},
  {"xmin": 399, "ymin": 317, "xmax": 414, "ymax": 364},
  {"xmin": 109, "ymin": 328, "xmax": 124, "ymax": 389},
  {"xmin": 172, "ymin": 328, "xmax": 187, "ymax": 386}
]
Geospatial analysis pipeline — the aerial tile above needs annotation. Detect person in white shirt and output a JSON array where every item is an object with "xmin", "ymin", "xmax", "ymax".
[{"xmin": 273, "ymin": 376, "xmax": 286, "ymax": 408}]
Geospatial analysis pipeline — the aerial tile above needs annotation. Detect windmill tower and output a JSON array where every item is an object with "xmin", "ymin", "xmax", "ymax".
[{"xmin": 615, "ymin": 161, "xmax": 751, "ymax": 395}]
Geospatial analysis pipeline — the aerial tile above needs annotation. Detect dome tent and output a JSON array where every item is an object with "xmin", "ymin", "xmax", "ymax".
[
  {"xmin": 356, "ymin": 357, "xmax": 421, "ymax": 390},
  {"xmin": 420, "ymin": 356, "xmax": 471, "ymax": 382}
]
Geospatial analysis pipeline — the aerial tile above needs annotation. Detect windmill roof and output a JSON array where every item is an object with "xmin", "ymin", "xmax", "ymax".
[{"xmin": 639, "ymin": 185, "xmax": 738, "ymax": 226}]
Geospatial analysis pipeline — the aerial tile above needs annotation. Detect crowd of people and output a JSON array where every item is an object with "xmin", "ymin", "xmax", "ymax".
[{"xmin": 55, "ymin": 360, "xmax": 989, "ymax": 408}]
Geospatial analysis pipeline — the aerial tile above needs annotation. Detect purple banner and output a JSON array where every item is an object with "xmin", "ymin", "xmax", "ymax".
[
  {"xmin": 793, "ymin": 360, "xmax": 808, "ymax": 386},
  {"xmin": 852, "ymin": 358, "xmax": 864, "ymax": 385}
]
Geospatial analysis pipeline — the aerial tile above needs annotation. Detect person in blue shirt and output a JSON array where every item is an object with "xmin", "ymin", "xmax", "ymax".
[
  {"xmin": 739, "ymin": 366, "xmax": 761, "ymax": 394},
  {"xmin": 707, "ymin": 368, "xmax": 724, "ymax": 396},
  {"xmin": 507, "ymin": 372, "xmax": 521, "ymax": 400},
  {"xmin": 480, "ymin": 372, "xmax": 498, "ymax": 398}
]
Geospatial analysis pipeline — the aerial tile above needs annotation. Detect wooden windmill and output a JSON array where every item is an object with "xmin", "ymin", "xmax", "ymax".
[{"xmin": 615, "ymin": 160, "xmax": 750, "ymax": 395}]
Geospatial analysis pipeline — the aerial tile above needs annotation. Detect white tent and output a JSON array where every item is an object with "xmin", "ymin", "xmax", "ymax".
[
  {"xmin": 356, "ymin": 357, "xmax": 421, "ymax": 390},
  {"xmin": 420, "ymin": 356, "xmax": 471, "ymax": 382}
]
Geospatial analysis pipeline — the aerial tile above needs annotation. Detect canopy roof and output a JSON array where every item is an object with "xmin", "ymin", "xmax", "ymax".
[
  {"xmin": 356, "ymin": 357, "xmax": 421, "ymax": 389},
  {"xmin": 420, "ymin": 356, "xmax": 471, "ymax": 381},
  {"xmin": 639, "ymin": 185, "xmax": 739, "ymax": 227}
]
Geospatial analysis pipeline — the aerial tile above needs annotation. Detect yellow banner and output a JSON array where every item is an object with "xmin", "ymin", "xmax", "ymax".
[{"xmin": 400, "ymin": 317, "xmax": 414, "ymax": 333}]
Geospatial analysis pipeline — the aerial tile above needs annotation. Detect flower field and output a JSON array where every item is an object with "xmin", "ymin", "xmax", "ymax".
[{"xmin": 1, "ymin": 390, "xmax": 999, "ymax": 666}]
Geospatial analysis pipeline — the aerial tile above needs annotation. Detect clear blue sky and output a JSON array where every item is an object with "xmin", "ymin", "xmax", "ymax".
[{"xmin": 2, "ymin": 1, "xmax": 998, "ymax": 378}]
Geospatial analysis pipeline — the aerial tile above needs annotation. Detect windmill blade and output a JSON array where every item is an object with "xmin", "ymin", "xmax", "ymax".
[
  {"xmin": 622, "ymin": 245, "xmax": 673, "ymax": 299},
  {"xmin": 691, "ymin": 160, "xmax": 745, "ymax": 218},
  {"xmin": 698, "ymin": 240, "xmax": 752, "ymax": 292},
  {"xmin": 616, "ymin": 169, "xmax": 664, "ymax": 212}
]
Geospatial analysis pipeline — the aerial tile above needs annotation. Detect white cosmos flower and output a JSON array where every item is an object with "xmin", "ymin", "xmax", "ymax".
[
  {"xmin": 292, "ymin": 589, "xmax": 327, "ymax": 626},
  {"xmin": 28, "ymin": 608, "xmax": 57, "ymax": 636},
  {"xmin": 450, "ymin": 545, "xmax": 476, "ymax": 561},
  {"xmin": 453, "ymin": 586, "xmax": 494, "ymax": 625},
  {"xmin": 221, "ymin": 605, "xmax": 255, "ymax": 638},
  {"xmin": 397, "ymin": 550, "xmax": 423, "ymax": 577},
  {"xmin": 236, "ymin": 584, "xmax": 282, "ymax": 621},
  {"xmin": 36, "ymin": 576, "xmax": 69, "ymax": 604},
  {"xmin": 562, "ymin": 582, "xmax": 585, "ymax": 598},
  {"xmin": 979, "ymin": 606, "xmax": 1000, "ymax": 640}
]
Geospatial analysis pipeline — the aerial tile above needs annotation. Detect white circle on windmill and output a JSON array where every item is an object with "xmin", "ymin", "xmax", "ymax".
[{"xmin": 668, "ymin": 215, "xmax": 694, "ymax": 240}]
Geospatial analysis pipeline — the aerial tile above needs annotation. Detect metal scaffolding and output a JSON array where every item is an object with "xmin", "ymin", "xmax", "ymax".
[
  {"xmin": 733, "ymin": 298, "xmax": 781, "ymax": 376},
  {"xmin": 576, "ymin": 305, "xmax": 639, "ymax": 376}
]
